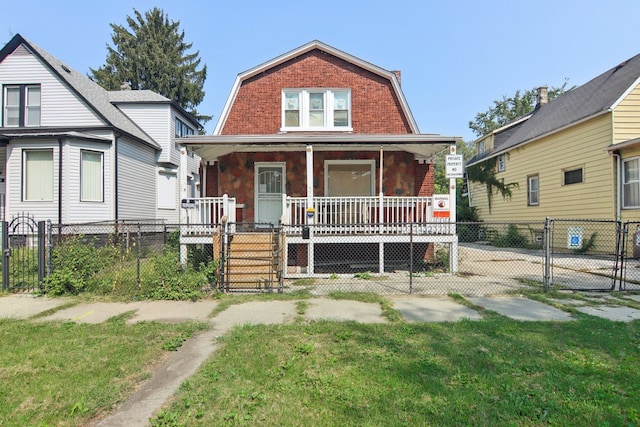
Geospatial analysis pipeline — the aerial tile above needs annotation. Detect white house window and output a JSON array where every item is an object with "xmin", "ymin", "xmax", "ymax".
[
  {"xmin": 477, "ymin": 140, "xmax": 485, "ymax": 156},
  {"xmin": 528, "ymin": 174, "xmax": 539, "ymax": 206},
  {"xmin": 282, "ymin": 89, "xmax": 351, "ymax": 130},
  {"xmin": 325, "ymin": 160, "xmax": 375, "ymax": 196},
  {"xmin": 174, "ymin": 118, "xmax": 195, "ymax": 137},
  {"xmin": 563, "ymin": 167, "xmax": 583, "ymax": 185},
  {"xmin": 4, "ymin": 84, "xmax": 40, "ymax": 127},
  {"xmin": 23, "ymin": 149, "xmax": 53, "ymax": 201},
  {"xmin": 157, "ymin": 170, "xmax": 177, "ymax": 209},
  {"xmin": 623, "ymin": 158, "xmax": 640, "ymax": 208},
  {"xmin": 81, "ymin": 150, "xmax": 103, "ymax": 202},
  {"xmin": 497, "ymin": 154, "xmax": 506, "ymax": 172}
]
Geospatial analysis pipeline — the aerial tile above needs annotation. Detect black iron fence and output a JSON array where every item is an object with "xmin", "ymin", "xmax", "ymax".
[{"xmin": 2, "ymin": 218, "xmax": 640, "ymax": 296}]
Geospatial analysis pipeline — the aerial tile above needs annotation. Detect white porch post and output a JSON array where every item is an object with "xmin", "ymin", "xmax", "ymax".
[
  {"xmin": 449, "ymin": 145, "xmax": 459, "ymax": 273},
  {"xmin": 306, "ymin": 145, "xmax": 314, "ymax": 275},
  {"xmin": 379, "ymin": 146, "xmax": 384, "ymax": 235},
  {"xmin": 179, "ymin": 147, "xmax": 189, "ymax": 225}
]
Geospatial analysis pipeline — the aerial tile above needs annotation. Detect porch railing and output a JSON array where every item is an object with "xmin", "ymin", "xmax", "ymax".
[
  {"xmin": 284, "ymin": 195, "xmax": 449, "ymax": 235},
  {"xmin": 183, "ymin": 195, "xmax": 236, "ymax": 234}
]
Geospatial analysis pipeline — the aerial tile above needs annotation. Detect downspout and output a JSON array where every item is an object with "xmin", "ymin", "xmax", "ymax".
[
  {"xmin": 57, "ymin": 138, "xmax": 63, "ymax": 224},
  {"xmin": 613, "ymin": 150, "xmax": 621, "ymax": 220}
]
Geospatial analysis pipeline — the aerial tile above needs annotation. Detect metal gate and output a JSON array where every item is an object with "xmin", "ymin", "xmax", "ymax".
[{"xmin": 1, "ymin": 214, "xmax": 46, "ymax": 292}]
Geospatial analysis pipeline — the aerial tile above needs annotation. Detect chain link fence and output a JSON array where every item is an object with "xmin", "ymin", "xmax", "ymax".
[{"xmin": 28, "ymin": 218, "xmax": 640, "ymax": 298}]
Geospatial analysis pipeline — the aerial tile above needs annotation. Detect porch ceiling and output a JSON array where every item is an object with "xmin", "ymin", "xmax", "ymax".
[{"xmin": 179, "ymin": 134, "xmax": 459, "ymax": 161}]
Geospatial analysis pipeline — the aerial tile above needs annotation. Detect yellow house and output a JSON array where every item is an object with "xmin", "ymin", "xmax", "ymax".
[{"xmin": 466, "ymin": 54, "xmax": 640, "ymax": 224}]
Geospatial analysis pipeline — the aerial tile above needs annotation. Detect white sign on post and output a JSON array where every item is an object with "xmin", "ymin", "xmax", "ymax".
[{"xmin": 445, "ymin": 155, "xmax": 464, "ymax": 178}]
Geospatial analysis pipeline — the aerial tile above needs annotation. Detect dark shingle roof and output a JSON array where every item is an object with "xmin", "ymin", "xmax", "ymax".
[
  {"xmin": 469, "ymin": 52, "xmax": 640, "ymax": 165},
  {"xmin": 0, "ymin": 34, "xmax": 160, "ymax": 149}
]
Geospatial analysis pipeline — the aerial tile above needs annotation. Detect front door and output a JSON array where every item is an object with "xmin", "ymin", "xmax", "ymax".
[{"xmin": 255, "ymin": 163, "xmax": 285, "ymax": 226}]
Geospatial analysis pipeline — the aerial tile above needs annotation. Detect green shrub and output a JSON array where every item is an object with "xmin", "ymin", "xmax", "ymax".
[{"xmin": 491, "ymin": 224, "xmax": 530, "ymax": 248}]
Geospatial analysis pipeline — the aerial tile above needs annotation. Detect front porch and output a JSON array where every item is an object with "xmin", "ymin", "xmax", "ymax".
[{"xmin": 179, "ymin": 194, "xmax": 458, "ymax": 279}]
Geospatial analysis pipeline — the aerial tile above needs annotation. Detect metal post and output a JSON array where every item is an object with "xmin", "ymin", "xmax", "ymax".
[
  {"xmin": 544, "ymin": 217, "xmax": 551, "ymax": 291},
  {"xmin": 136, "ymin": 224, "xmax": 141, "ymax": 286},
  {"xmin": 409, "ymin": 223, "xmax": 413, "ymax": 294},
  {"xmin": 37, "ymin": 221, "xmax": 45, "ymax": 287},
  {"xmin": 1, "ymin": 221, "xmax": 8, "ymax": 290}
]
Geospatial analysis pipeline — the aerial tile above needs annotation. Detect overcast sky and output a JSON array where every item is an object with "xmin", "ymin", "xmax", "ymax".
[{"xmin": 3, "ymin": 0, "xmax": 639, "ymax": 141}]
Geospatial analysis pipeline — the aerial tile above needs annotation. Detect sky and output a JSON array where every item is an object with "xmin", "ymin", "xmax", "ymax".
[{"xmin": 3, "ymin": 0, "xmax": 640, "ymax": 141}]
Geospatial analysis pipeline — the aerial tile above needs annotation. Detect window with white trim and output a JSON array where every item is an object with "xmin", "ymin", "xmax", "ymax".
[
  {"xmin": 157, "ymin": 170, "xmax": 177, "ymax": 209},
  {"xmin": 528, "ymin": 174, "xmax": 539, "ymax": 206},
  {"xmin": 23, "ymin": 149, "xmax": 53, "ymax": 201},
  {"xmin": 623, "ymin": 158, "xmax": 640, "ymax": 208},
  {"xmin": 282, "ymin": 89, "xmax": 351, "ymax": 130},
  {"xmin": 497, "ymin": 154, "xmax": 506, "ymax": 172},
  {"xmin": 4, "ymin": 84, "xmax": 40, "ymax": 127},
  {"xmin": 477, "ymin": 140, "xmax": 485, "ymax": 156},
  {"xmin": 324, "ymin": 160, "xmax": 375, "ymax": 196},
  {"xmin": 81, "ymin": 150, "xmax": 103, "ymax": 202}
]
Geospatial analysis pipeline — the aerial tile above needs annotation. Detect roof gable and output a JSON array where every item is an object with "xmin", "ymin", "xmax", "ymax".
[
  {"xmin": 213, "ymin": 40, "xmax": 419, "ymax": 134},
  {"xmin": 0, "ymin": 34, "xmax": 160, "ymax": 149},
  {"xmin": 471, "ymin": 52, "xmax": 640, "ymax": 164}
]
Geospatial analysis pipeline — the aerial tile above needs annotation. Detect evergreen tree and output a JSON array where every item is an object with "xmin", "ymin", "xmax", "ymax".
[{"xmin": 90, "ymin": 8, "xmax": 210, "ymax": 123}]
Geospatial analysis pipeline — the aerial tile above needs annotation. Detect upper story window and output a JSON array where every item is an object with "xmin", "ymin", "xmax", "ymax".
[
  {"xmin": 4, "ymin": 84, "xmax": 41, "ymax": 127},
  {"xmin": 282, "ymin": 89, "xmax": 351, "ymax": 131},
  {"xmin": 175, "ymin": 117, "xmax": 195, "ymax": 138},
  {"xmin": 476, "ymin": 140, "xmax": 485, "ymax": 156},
  {"xmin": 497, "ymin": 154, "xmax": 506, "ymax": 172}
]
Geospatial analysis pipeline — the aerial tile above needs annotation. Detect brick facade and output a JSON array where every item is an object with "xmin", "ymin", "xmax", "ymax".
[{"xmin": 221, "ymin": 49, "xmax": 412, "ymax": 135}]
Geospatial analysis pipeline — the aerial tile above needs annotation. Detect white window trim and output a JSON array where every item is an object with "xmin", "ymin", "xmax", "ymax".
[
  {"xmin": 497, "ymin": 154, "xmax": 506, "ymax": 172},
  {"xmin": 23, "ymin": 148, "xmax": 53, "ymax": 202},
  {"xmin": 528, "ymin": 175, "xmax": 539, "ymax": 206},
  {"xmin": 281, "ymin": 89, "xmax": 352, "ymax": 132},
  {"xmin": 623, "ymin": 157, "xmax": 640, "ymax": 209},
  {"xmin": 324, "ymin": 159, "xmax": 375, "ymax": 196},
  {"xmin": 80, "ymin": 150, "xmax": 104, "ymax": 202},
  {"xmin": 157, "ymin": 168, "xmax": 178, "ymax": 210}
]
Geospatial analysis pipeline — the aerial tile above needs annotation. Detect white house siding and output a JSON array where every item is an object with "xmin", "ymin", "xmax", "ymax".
[
  {"xmin": 117, "ymin": 138, "xmax": 157, "ymax": 220},
  {"xmin": 470, "ymin": 114, "xmax": 614, "ymax": 221},
  {"xmin": 6, "ymin": 139, "xmax": 60, "ymax": 223},
  {"xmin": 0, "ymin": 46, "xmax": 104, "ymax": 127},
  {"xmin": 116, "ymin": 104, "xmax": 174, "ymax": 163},
  {"xmin": 64, "ymin": 139, "xmax": 114, "ymax": 223}
]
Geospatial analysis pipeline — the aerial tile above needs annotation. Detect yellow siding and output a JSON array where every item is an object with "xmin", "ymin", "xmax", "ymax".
[
  {"xmin": 468, "ymin": 114, "xmax": 614, "ymax": 221},
  {"xmin": 613, "ymin": 84, "xmax": 640, "ymax": 143}
]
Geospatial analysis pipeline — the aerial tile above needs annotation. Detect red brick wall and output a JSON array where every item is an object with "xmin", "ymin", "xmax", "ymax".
[
  {"xmin": 221, "ymin": 49, "xmax": 412, "ymax": 135},
  {"xmin": 414, "ymin": 162, "xmax": 435, "ymax": 197}
]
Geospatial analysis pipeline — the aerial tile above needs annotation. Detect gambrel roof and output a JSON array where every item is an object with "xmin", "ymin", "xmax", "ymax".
[
  {"xmin": 214, "ymin": 40, "xmax": 420, "ymax": 135},
  {"xmin": 468, "ymin": 52, "xmax": 640, "ymax": 165},
  {"xmin": 0, "ymin": 34, "xmax": 160, "ymax": 149}
]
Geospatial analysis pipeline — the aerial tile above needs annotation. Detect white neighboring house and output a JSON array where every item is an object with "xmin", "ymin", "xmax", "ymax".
[{"xmin": 0, "ymin": 34, "xmax": 201, "ymax": 224}]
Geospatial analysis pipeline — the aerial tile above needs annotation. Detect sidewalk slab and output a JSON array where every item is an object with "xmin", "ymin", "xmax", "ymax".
[
  {"xmin": 575, "ymin": 305, "xmax": 640, "ymax": 322},
  {"xmin": 39, "ymin": 302, "xmax": 140, "ymax": 323},
  {"xmin": 305, "ymin": 298, "xmax": 386, "ymax": 323},
  {"xmin": 0, "ymin": 294, "xmax": 68, "ymax": 319},
  {"xmin": 211, "ymin": 300, "xmax": 298, "ymax": 332},
  {"xmin": 391, "ymin": 296, "xmax": 482, "ymax": 322},
  {"xmin": 128, "ymin": 300, "xmax": 217, "ymax": 324},
  {"xmin": 467, "ymin": 297, "xmax": 573, "ymax": 321}
]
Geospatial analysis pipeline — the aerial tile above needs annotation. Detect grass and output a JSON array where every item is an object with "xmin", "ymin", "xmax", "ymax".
[
  {"xmin": 0, "ymin": 314, "xmax": 207, "ymax": 427},
  {"xmin": 152, "ymin": 313, "xmax": 640, "ymax": 426},
  {"xmin": 2, "ymin": 294, "xmax": 640, "ymax": 426}
]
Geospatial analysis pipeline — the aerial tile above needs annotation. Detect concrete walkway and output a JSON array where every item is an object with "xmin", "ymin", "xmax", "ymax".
[{"xmin": 2, "ymin": 292, "xmax": 640, "ymax": 426}]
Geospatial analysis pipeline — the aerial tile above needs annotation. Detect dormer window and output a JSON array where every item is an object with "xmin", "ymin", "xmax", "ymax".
[
  {"xmin": 282, "ymin": 89, "xmax": 351, "ymax": 131},
  {"xmin": 3, "ymin": 84, "xmax": 41, "ymax": 127}
]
